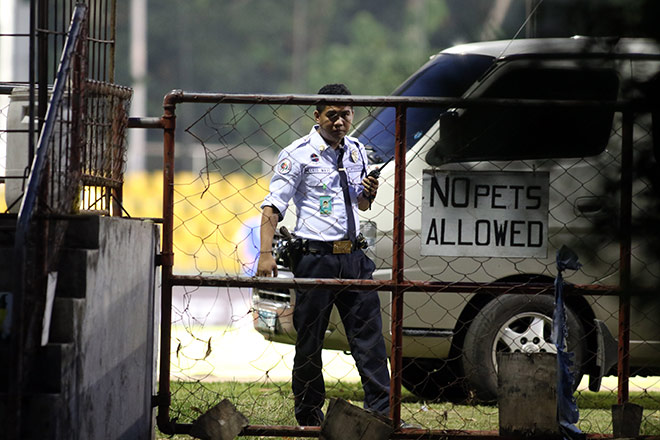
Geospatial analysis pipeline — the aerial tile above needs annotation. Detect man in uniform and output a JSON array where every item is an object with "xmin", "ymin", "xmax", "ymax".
[{"xmin": 256, "ymin": 83, "xmax": 390, "ymax": 426}]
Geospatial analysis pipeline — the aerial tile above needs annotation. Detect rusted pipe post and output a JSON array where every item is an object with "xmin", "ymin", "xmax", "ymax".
[
  {"xmin": 617, "ymin": 110, "xmax": 634, "ymax": 404},
  {"xmin": 389, "ymin": 104, "xmax": 407, "ymax": 427},
  {"xmin": 37, "ymin": 0, "xmax": 48, "ymax": 134},
  {"xmin": 156, "ymin": 90, "xmax": 182, "ymax": 434},
  {"xmin": 71, "ymin": 10, "xmax": 88, "ymax": 214}
]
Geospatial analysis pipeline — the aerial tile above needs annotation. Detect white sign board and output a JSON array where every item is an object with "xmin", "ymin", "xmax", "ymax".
[{"xmin": 421, "ymin": 170, "xmax": 549, "ymax": 258}]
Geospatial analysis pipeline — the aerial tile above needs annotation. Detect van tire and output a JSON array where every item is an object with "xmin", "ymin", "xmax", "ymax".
[{"xmin": 461, "ymin": 294, "xmax": 585, "ymax": 402}]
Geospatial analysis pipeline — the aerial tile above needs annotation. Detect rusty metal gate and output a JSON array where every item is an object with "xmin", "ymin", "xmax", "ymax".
[{"xmin": 137, "ymin": 91, "xmax": 659, "ymax": 438}]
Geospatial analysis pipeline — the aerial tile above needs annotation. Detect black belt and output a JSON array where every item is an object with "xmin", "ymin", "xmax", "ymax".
[{"xmin": 304, "ymin": 239, "xmax": 356, "ymax": 255}]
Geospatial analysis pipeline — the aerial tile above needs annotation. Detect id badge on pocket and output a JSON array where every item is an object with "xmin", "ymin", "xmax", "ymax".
[{"xmin": 319, "ymin": 196, "xmax": 332, "ymax": 215}]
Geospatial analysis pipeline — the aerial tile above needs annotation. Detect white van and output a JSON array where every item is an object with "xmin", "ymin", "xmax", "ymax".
[{"xmin": 252, "ymin": 37, "xmax": 660, "ymax": 401}]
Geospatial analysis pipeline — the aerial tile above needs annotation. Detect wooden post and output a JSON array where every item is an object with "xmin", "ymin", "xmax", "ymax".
[{"xmin": 498, "ymin": 352, "xmax": 560, "ymax": 438}]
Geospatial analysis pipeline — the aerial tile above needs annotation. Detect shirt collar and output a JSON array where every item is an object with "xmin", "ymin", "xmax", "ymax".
[{"xmin": 309, "ymin": 125, "xmax": 348, "ymax": 153}]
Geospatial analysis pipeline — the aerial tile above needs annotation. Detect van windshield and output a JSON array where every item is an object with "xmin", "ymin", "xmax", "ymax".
[{"xmin": 354, "ymin": 53, "xmax": 494, "ymax": 163}]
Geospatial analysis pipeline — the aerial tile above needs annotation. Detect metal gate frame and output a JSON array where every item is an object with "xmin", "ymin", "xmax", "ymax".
[{"xmin": 132, "ymin": 91, "xmax": 642, "ymax": 438}]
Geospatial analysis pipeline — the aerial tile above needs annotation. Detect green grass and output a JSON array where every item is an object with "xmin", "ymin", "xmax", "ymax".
[{"xmin": 156, "ymin": 381, "xmax": 660, "ymax": 439}]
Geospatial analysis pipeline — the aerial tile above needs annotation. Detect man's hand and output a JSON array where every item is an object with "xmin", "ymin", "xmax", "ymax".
[
  {"xmin": 257, "ymin": 252, "xmax": 278, "ymax": 277},
  {"xmin": 359, "ymin": 175, "xmax": 379, "ymax": 210},
  {"xmin": 362, "ymin": 175, "xmax": 379, "ymax": 199}
]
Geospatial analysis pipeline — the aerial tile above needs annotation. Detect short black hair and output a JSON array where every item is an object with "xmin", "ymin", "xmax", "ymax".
[{"xmin": 316, "ymin": 83, "xmax": 352, "ymax": 112}]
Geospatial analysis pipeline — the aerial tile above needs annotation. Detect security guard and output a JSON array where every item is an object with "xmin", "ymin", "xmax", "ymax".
[{"xmin": 257, "ymin": 84, "xmax": 390, "ymax": 426}]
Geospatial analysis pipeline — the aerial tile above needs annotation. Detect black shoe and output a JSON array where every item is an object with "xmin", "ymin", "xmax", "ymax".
[{"xmin": 296, "ymin": 413, "xmax": 323, "ymax": 426}]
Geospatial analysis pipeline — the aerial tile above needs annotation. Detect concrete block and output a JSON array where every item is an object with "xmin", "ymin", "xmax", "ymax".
[
  {"xmin": 0, "ymin": 216, "xmax": 159, "ymax": 439},
  {"xmin": 55, "ymin": 248, "xmax": 93, "ymax": 299},
  {"xmin": 612, "ymin": 403, "xmax": 643, "ymax": 438},
  {"xmin": 189, "ymin": 399, "xmax": 249, "ymax": 440},
  {"xmin": 36, "ymin": 343, "xmax": 76, "ymax": 393},
  {"xmin": 498, "ymin": 352, "xmax": 560, "ymax": 438},
  {"xmin": 0, "ymin": 393, "xmax": 66, "ymax": 440},
  {"xmin": 63, "ymin": 215, "xmax": 101, "ymax": 249},
  {"xmin": 24, "ymin": 393, "xmax": 68, "ymax": 440},
  {"xmin": 49, "ymin": 297, "xmax": 85, "ymax": 343},
  {"xmin": 319, "ymin": 398, "xmax": 394, "ymax": 440}
]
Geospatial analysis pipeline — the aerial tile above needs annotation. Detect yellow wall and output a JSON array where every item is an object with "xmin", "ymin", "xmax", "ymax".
[
  {"xmin": 123, "ymin": 171, "xmax": 270, "ymax": 275},
  {"xmin": 0, "ymin": 171, "xmax": 270, "ymax": 276}
]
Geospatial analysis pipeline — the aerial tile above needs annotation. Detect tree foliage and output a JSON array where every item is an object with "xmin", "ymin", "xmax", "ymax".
[
  {"xmin": 115, "ymin": 0, "xmax": 470, "ymax": 116},
  {"xmin": 112, "ymin": 0, "xmax": 660, "ymax": 121}
]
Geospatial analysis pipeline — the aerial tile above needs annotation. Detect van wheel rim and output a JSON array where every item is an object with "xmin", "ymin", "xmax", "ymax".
[{"xmin": 491, "ymin": 312, "xmax": 557, "ymax": 370}]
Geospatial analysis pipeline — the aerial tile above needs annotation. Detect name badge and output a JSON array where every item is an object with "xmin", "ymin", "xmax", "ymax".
[
  {"xmin": 305, "ymin": 167, "xmax": 333, "ymax": 174},
  {"xmin": 319, "ymin": 196, "xmax": 332, "ymax": 215}
]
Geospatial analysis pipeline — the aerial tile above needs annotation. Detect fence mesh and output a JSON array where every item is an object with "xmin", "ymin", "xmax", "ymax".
[
  {"xmin": 0, "ymin": 82, "xmax": 131, "ymax": 216},
  {"xmin": 78, "ymin": 80, "xmax": 132, "ymax": 214},
  {"xmin": 0, "ymin": 0, "xmax": 124, "ymax": 216},
  {"xmin": 158, "ymin": 98, "xmax": 660, "ymax": 437}
]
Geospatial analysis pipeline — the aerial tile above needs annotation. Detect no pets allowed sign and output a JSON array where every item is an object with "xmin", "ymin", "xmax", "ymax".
[{"xmin": 421, "ymin": 170, "xmax": 549, "ymax": 258}]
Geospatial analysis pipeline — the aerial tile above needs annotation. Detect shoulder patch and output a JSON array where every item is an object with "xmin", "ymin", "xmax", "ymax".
[{"xmin": 277, "ymin": 158, "xmax": 292, "ymax": 175}]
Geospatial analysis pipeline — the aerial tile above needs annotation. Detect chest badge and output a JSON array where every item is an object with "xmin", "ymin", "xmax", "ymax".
[
  {"xmin": 319, "ymin": 196, "xmax": 332, "ymax": 215},
  {"xmin": 350, "ymin": 149, "xmax": 359, "ymax": 163}
]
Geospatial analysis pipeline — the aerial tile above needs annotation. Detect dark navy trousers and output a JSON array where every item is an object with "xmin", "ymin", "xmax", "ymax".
[{"xmin": 291, "ymin": 249, "xmax": 390, "ymax": 426}]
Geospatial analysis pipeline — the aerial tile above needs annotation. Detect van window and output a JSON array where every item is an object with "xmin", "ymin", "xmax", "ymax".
[
  {"xmin": 354, "ymin": 54, "xmax": 495, "ymax": 163},
  {"xmin": 426, "ymin": 65, "xmax": 620, "ymax": 165}
]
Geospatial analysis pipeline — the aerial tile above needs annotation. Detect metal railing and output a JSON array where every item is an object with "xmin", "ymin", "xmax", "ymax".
[
  {"xmin": 5, "ymin": 3, "xmax": 131, "ymax": 437},
  {"xmin": 143, "ymin": 91, "xmax": 659, "ymax": 438},
  {"xmin": 8, "ymin": 5, "xmax": 88, "ymax": 439}
]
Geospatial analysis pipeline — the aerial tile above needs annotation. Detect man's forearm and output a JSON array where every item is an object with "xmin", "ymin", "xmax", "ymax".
[{"xmin": 260, "ymin": 206, "xmax": 279, "ymax": 253}]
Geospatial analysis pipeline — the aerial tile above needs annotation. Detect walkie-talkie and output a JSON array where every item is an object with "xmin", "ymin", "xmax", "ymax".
[
  {"xmin": 367, "ymin": 156, "xmax": 393, "ymax": 179},
  {"xmin": 365, "ymin": 157, "xmax": 392, "ymax": 208}
]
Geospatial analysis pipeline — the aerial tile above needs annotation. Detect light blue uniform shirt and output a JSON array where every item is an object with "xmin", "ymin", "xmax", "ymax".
[{"xmin": 262, "ymin": 126, "xmax": 368, "ymax": 241}]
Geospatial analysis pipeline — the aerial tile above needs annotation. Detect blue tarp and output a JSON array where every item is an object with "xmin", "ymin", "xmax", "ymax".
[{"xmin": 554, "ymin": 245, "xmax": 585, "ymax": 440}]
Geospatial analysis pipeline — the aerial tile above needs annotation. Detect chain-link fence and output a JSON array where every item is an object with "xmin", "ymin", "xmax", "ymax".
[
  {"xmin": 78, "ymin": 80, "xmax": 131, "ymax": 214},
  {"xmin": 0, "ymin": 82, "xmax": 131, "ymax": 215},
  {"xmin": 0, "ymin": 0, "xmax": 124, "ymax": 215},
  {"xmin": 151, "ymin": 90, "xmax": 660, "ymax": 438},
  {"xmin": 0, "ymin": 75, "xmax": 130, "ymax": 216}
]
